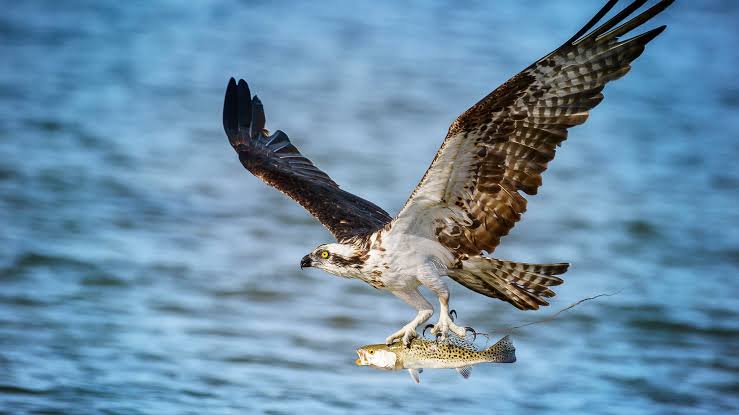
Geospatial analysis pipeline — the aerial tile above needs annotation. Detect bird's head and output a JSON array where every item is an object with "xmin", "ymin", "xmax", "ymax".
[
  {"xmin": 300, "ymin": 243, "xmax": 365, "ymax": 278},
  {"xmin": 355, "ymin": 343, "xmax": 401, "ymax": 370}
]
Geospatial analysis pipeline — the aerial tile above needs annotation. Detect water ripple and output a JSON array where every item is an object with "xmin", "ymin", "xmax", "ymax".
[{"xmin": 0, "ymin": 1, "xmax": 737, "ymax": 414}]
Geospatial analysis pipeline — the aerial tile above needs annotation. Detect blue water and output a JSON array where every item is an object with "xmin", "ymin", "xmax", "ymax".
[{"xmin": 1, "ymin": 1, "xmax": 737, "ymax": 414}]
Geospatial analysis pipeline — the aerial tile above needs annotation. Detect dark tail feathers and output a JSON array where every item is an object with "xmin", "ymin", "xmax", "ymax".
[{"xmin": 448, "ymin": 257, "xmax": 568, "ymax": 310}]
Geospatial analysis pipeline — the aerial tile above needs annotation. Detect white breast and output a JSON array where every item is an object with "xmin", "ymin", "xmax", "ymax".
[{"xmin": 361, "ymin": 228, "xmax": 455, "ymax": 291}]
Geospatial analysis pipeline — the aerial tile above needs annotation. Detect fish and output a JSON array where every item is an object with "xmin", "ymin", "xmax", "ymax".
[{"xmin": 355, "ymin": 334, "xmax": 515, "ymax": 383}]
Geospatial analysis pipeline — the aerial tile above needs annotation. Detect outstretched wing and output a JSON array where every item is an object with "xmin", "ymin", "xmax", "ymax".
[
  {"xmin": 223, "ymin": 78, "xmax": 392, "ymax": 242},
  {"xmin": 393, "ymin": 0, "xmax": 673, "ymax": 256}
]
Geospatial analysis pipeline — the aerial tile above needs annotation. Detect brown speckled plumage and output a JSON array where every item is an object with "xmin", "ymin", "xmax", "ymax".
[{"xmin": 398, "ymin": 0, "xmax": 672, "ymax": 259}]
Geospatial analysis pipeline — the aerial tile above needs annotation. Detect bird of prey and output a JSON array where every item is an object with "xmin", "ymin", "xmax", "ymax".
[{"xmin": 222, "ymin": 0, "xmax": 673, "ymax": 346}]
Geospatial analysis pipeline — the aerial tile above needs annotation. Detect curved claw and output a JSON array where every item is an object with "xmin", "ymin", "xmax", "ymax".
[
  {"xmin": 435, "ymin": 332, "xmax": 443, "ymax": 345},
  {"xmin": 422, "ymin": 324, "xmax": 435, "ymax": 338},
  {"xmin": 449, "ymin": 309, "xmax": 457, "ymax": 322},
  {"xmin": 464, "ymin": 326, "xmax": 477, "ymax": 342}
]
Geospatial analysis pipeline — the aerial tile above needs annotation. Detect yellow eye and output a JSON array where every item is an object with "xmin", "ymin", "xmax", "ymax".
[{"xmin": 320, "ymin": 251, "xmax": 329, "ymax": 259}]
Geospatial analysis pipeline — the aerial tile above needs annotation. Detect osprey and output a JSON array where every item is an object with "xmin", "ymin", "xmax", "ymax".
[{"xmin": 222, "ymin": 0, "xmax": 673, "ymax": 346}]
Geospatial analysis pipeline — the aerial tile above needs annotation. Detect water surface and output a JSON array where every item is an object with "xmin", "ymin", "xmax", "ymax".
[{"xmin": 1, "ymin": 1, "xmax": 737, "ymax": 414}]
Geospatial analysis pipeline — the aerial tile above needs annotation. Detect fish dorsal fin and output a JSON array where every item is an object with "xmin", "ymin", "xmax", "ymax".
[
  {"xmin": 408, "ymin": 368, "xmax": 422, "ymax": 384},
  {"xmin": 447, "ymin": 333, "xmax": 478, "ymax": 351},
  {"xmin": 456, "ymin": 365, "xmax": 472, "ymax": 379}
]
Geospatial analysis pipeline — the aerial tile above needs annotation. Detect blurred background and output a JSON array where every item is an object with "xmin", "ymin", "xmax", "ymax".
[{"xmin": 1, "ymin": 1, "xmax": 737, "ymax": 414}]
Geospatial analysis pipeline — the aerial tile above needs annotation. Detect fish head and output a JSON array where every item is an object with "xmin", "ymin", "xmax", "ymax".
[{"xmin": 355, "ymin": 343, "xmax": 398, "ymax": 370}]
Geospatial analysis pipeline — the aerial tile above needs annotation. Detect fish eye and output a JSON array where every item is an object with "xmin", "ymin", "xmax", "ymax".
[
  {"xmin": 369, "ymin": 350, "xmax": 374, "ymax": 354},
  {"xmin": 320, "ymin": 251, "xmax": 329, "ymax": 259}
]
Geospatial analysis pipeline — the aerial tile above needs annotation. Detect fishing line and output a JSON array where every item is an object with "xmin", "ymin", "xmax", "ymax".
[{"xmin": 475, "ymin": 288, "xmax": 624, "ymax": 347}]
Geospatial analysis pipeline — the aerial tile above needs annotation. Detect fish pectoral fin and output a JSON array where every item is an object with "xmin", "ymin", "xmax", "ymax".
[
  {"xmin": 408, "ymin": 369, "xmax": 421, "ymax": 384},
  {"xmin": 455, "ymin": 365, "xmax": 472, "ymax": 379}
]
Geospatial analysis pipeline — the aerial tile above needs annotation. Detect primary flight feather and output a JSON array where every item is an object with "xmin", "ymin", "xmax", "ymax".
[{"xmin": 222, "ymin": 0, "xmax": 674, "ymax": 346}]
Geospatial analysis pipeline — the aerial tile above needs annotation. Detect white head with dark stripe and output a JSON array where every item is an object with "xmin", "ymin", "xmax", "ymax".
[{"xmin": 300, "ymin": 243, "xmax": 366, "ymax": 278}]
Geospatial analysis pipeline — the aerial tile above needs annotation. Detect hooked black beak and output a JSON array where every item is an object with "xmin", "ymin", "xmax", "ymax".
[{"xmin": 300, "ymin": 255, "xmax": 312, "ymax": 269}]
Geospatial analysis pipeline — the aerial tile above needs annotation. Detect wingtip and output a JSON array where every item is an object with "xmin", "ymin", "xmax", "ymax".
[
  {"xmin": 564, "ymin": 0, "xmax": 619, "ymax": 45},
  {"xmin": 236, "ymin": 79, "xmax": 253, "ymax": 130},
  {"xmin": 633, "ymin": 24, "xmax": 667, "ymax": 45},
  {"xmin": 237, "ymin": 79, "xmax": 250, "ymax": 96},
  {"xmin": 250, "ymin": 95, "xmax": 266, "ymax": 136},
  {"xmin": 223, "ymin": 77, "xmax": 239, "ymax": 139},
  {"xmin": 594, "ymin": 0, "xmax": 674, "ymax": 44}
]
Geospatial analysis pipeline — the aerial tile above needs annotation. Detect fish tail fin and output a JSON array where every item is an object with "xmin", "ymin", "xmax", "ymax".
[
  {"xmin": 448, "ymin": 257, "xmax": 568, "ymax": 310},
  {"xmin": 483, "ymin": 335, "xmax": 516, "ymax": 363}
]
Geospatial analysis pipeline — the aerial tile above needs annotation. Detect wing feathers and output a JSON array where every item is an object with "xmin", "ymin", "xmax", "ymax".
[
  {"xmin": 393, "ymin": 0, "xmax": 673, "ymax": 258},
  {"xmin": 223, "ymin": 78, "xmax": 392, "ymax": 241},
  {"xmin": 237, "ymin": 79, "xmax": 252, "ymax": 130},
  {"xmin": 596, "ymin": 2, "xmax": 672, "ymax": 43},
  {"xmin": 223, "ymin": 78, "xmax": 239, "ymax": 141},
  {"xmin": 563, "ymin": 0, "xmax": 619, "ymax": 46},
  {"xmin": 250, "ymin": 96, "xmax": 266, "ymax": 136},
  {"xmin": 576, "ymin": 0, "xmax": 649, "ymax": 45}
]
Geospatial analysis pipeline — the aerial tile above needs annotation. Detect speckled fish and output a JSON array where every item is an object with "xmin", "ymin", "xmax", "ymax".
[{"xmin": 355, "ymin": 334, "xmax": 515, "ymax": 383}]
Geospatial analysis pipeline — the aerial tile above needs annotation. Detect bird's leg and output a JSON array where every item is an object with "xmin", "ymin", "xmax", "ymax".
[
  {"xmin": 416, "ymin": 261, "xmax": 471, "ymax": 342},
  {"xmin": 428, "ymin": 286, "xmax": 469, "ymax": 341},
  {"xmin": 385, "ymin": 289, "xmax": 433, "ymax": 348}
]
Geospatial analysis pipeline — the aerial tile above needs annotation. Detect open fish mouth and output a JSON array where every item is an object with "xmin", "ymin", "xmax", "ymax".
[{"xmin": 355, "ymin": 350, "xmax": 366, "ymax": 366}]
